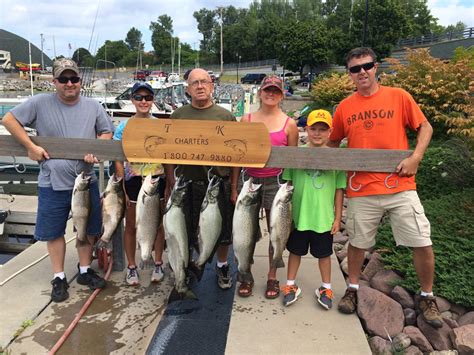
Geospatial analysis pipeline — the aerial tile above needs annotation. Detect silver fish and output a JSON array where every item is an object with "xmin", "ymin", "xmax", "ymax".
[
  {"xmin": 232, "ymin": 177, "xmax": 262, "ymax": 284},
  {"xmin": 196, "ymin": 175, "xmax": 223, "ymax": 269},
  {"xmin": 98, "ymin": 174, "xmax": 125, "ymax": 249},
  {"xmin": 136, "ymin": 174, "xmax": 161, "ymax": 269},
  {"xmin": 269, "ymin": 182, "xmax": 294, "ymax": 268},
  {"xmin": 71, "ymin": 171, "xmax": 91, "ymax": 246},
  {"xmin": 163, "ymin": 176, "xmax": 196, "ymax": 299}
]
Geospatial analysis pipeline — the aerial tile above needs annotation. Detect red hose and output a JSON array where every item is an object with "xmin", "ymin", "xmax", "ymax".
[{"xmin": 49, "ymin": 256, "xmax": 113, "ymax": 355}]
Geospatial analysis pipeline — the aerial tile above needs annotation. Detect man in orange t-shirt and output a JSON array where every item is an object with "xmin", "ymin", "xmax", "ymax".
[{"xmin": 329, "ymin": 47, "xmax": 442, "ymax": 328}]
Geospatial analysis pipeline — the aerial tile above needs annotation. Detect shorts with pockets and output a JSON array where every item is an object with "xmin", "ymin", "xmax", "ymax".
[{"xmin": 286, "ymin": 229, "xmax": 333, "ymax": 258}]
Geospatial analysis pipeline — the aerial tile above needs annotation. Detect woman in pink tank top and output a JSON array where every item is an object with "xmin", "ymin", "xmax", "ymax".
[{"xmin": 239, "ymin": 75, "xmax": 299, "ymax": 299}]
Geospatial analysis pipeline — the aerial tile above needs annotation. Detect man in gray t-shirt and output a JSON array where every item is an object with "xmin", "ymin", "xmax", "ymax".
[{"xmin": 3, "ymin": 58, "xmax": 114, "ymax": 302}]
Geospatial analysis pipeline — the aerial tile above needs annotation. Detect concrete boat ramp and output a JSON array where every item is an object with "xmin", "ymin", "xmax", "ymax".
[{"xmin": 1, "ymin": 197, "xmax": 370, "ymax": 354}]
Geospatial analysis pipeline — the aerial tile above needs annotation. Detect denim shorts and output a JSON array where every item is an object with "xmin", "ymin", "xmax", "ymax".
[{"xmin": 35, "ymin": 181, "xmax": 102, "ymax": 241}]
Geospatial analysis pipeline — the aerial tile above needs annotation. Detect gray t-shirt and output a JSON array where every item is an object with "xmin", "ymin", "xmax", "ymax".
[{"xmin": 11, "ymin": 93, "xmax": 114, "ymax": 190}]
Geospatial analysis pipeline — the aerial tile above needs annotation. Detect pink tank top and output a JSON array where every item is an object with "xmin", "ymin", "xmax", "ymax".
[{"xmin": 246, "ymin": 114, "xmax": 290, "ymax": 178}]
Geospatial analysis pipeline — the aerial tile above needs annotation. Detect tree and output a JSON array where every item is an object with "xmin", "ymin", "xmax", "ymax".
[
  {"xmin": 95, "ymin": 40, "xmax": 130, "ymax": 67},
  {"xmin": 71, "ymin": 48, "xmax": 94, "ymax": 67},
  {"xmin": 125, "ymin": 27, "xmax": 144, "ymax": 51},
  {"xmin": 193, "ymin": 8, "xmax": 217, "ymax": 56},
  {"xmin": 150, "ymin": 15, "xmax": 174, "ymax": 64}
]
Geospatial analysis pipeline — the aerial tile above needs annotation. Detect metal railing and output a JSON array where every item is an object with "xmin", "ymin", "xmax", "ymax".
[{"xmin": 396, "ymin": 27, "xmax": 474, "ymax": 48}]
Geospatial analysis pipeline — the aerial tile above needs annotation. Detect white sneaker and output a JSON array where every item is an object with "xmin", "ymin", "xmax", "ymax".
[
  {"xmin": 151, "ymin": 263, "xmax": 164, "ymax": 283},
  {"xmin": 126, "ymin": 266, "xmax": 139, "ymax": 286}
]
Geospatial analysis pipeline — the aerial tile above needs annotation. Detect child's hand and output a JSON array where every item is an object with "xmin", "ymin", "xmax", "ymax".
[{"xmin": 331, "ymin": 220, "xmax": 341, "ymax": 235}]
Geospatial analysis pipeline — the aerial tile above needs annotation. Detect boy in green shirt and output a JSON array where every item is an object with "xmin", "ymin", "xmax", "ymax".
[{"xmin": 281, "ymin": 110, "xmax": 346, "ymax": 309}]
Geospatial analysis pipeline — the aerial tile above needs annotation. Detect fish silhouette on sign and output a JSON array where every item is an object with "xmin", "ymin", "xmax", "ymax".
[
  {"xmin": 224, "ymin": 139, "xmax": 247, "ymax": 161},
  {"xmin": 144, "ymin": 136, "xmax": 166, "ymax": 156}
]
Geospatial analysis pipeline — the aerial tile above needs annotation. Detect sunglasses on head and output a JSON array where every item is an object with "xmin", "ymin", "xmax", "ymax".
[
  {"xmin": 348, "ymin": 61, "xmax": 375, "ymax": 74},
  {"xmin": 56, "ymin": 76, "xmax": 81, "ymax": 84},
  {"xmin": 132, "ymin": 94, "xmax": 154, "ymax": 101}
]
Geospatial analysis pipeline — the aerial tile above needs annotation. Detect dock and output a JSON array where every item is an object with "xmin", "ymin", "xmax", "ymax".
[{"xmin": 0, "ymin": 196, "xmax": 370, "ymax": 354}]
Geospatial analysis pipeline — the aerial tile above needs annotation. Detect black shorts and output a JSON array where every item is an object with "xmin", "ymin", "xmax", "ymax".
[
  {"xmin": 125, "ymin": 175, "xmax": 166, "ymax": 202},
  {"xmin": 286, "ymin": 229, "xmax": 333, "ymax": 259}
]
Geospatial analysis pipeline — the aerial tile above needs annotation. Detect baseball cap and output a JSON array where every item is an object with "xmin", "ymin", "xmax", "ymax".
[
  {"xmin": 53, "ymin": 58, "xmax": 79, "ymax": 78},
  {"xmin": 307, "ymin": 109, "xmax": 332, "ymax": 128},
  {"xmin": 260, "ymin": 75, "xmax": 283, "ymax": 93},
  {"xmin": 131, "ymin": 82, "xmax": 154, "ymax": 95}
]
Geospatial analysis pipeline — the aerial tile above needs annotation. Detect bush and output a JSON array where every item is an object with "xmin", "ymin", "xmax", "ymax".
[
  {"xmin": 375, "ymin": 189, "xmax": 474, "ymax": 307},
  {"xmin": 416, "ymin": 139, "xmax": 474, "ymax": 200},
  {"xmin": 310, "ymin": 72, "xmax": 354, "ymax": 110},
  {"xmin": 381, "ymin": 48, "xmax": 474, "ymax": 138}
]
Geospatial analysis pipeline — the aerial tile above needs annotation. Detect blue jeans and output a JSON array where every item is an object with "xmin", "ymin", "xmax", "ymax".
[{"xmin": 35, "ymin": 182, "xmax": 102, "ymax": 241}]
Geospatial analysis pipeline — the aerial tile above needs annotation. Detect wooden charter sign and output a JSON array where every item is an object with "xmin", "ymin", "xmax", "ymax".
[{"xmin": 122, "ymin": 118, "xmax": 271, "ymax": 167}]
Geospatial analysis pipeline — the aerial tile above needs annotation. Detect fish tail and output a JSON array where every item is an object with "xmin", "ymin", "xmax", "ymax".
[
  {"xmin": 187, "ymin": 261, "xmax": 204, "ymax": 282},
  {"xmin": 237, "ymin": 271, "xmax": 254, "ymax": 284},
  {"xmin": 168, "ymin": 288, "xmax": 198, "ymax": 303},
  {"xmin": 271, "ymin": 256, "xmax": 285, "ymax": 269},
  {"xmin": 139, "ymin": 256, "xmax": 155, "ymax": 270},
  {"xmin": 96, "ymin": 238, "xmax": 113, "ymax": 251}
]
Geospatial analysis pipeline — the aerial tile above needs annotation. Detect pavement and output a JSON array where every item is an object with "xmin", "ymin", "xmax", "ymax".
[{"xmin": 1, "ymin": 209, "xmax": 370, "ymax": 354}]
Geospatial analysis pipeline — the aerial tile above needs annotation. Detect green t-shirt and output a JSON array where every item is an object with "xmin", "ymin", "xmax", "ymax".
[
  {"xmin": 282, "ymin": 146, "xmax": 347, "ymax": 233},
  {"xmin": 170, "ymin": 103, "xmax": 236, "ymax": 181}
]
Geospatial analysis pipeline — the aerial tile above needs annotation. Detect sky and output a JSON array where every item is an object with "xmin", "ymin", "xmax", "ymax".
[{"xmin": 0, "ymin": 0, "xmax": 473, "ymax": 59}]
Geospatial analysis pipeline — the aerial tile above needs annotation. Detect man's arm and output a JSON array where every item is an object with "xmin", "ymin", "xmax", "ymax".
[
  {"xmin": 230, "ymin": 167, "xmax": 240, "ymax": 204},
  {"xmin": 84, "ymin": 132, "xmax": 113, "ymax": 164},
  {"xmin": 327, "ymin": 139, "xmax": 342, "ymax": 148},
  {"xmin": 396, "ymin": 120, "xmax": 433, "ymax": 177},
  {"xmin": 163, "ymin": 164, "xmax": 176, "ymax": 201},
  {"xmin": 2, "ymin": 112, "xmax": 50, "ymax": 161}
]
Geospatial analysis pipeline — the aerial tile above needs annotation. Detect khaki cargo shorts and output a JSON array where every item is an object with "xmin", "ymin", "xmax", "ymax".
[{"xmin": 345, "ymin": 190, "xmax": 432, "ymax": 249}]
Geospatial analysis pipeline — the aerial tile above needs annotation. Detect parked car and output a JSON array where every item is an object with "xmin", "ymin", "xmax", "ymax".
[
  {"xmin": 279, "ymin": 72, "xmax": 295, "ymax": 79},
  {"xmin": 134, "ymin": 70, "xmax": 147, "ymax": 81},
  {"xmin": 207, "ymin": 70, "xmax": 217, "ymax": 82},
  {"xmin": 241, "ymin": 73, "xmax": 266, "ymax": 84}
]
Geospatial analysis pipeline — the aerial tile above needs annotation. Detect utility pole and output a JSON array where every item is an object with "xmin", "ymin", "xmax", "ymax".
[
  {"xmin": 40, "ymin": 33, "xmax": 45, "ymax": 71},
  {"xmin": 362, "ymin": 0, "xmax": 369, "ymax": 46},
  {"xmin": 178, "ymin": 42, "xmax": 181, "ymax": 77},
  {"xmin": 219, "ymin": 6, "xmax": 224, "ymax": 78},
  {"xmin": 53, "ymin": 35, "xmax": 57, "ymax": 59}
]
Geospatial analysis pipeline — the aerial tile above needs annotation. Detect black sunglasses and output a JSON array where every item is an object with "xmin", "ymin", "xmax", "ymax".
[
  {"xmin": 132, "ymin": 94, "xmax": 154, "ymax": 101},
  {"xmin": 348, "ymin": 61, "xmax": 376, "ymax": 74},
  {"xmin": 56, "ymin": 76, "xmax": 81, "ymax": 84}
]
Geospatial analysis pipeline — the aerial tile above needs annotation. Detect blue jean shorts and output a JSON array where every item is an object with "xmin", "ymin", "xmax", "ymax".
[{"xmin": 35, "ymin": 182, "xmax": 102, "ymax": 241}]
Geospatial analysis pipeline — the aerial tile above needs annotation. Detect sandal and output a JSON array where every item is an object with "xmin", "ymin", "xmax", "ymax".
[
  {"xmin": 238, "ymin": 282, "xmax": 254, "ymax": 297},
  {"xmin": 265, "ymin": 279, "xmax": 280, "ymax": 299}
]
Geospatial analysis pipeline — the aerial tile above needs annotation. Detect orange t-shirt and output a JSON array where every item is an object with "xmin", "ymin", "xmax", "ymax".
[{"xmin": 330, "ymin": 86, "xmax": 426, "ymax": 197}]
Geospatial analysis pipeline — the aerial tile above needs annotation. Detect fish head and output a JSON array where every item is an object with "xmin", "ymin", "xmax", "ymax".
[
  {"xmin": 207, "ymin": 176, "xmax": 222, "ymax": 200},
  {"xmin": 277, "ymin": 182, "xmax": 294, "ymax": 203},
  {"xmin": 169, "ymin": 176, "xmax": 190, "ymax": 206},
  {"xmin": 74, "ymin": 171, "xmax": 91, "ymax": 191},
  {"xmin": 238, "ymin": 178, "xmax": 262, "ymax": 206},
  {"xmin": 142, "ymin": 173, "xmax": 160, "ymax": 196}
]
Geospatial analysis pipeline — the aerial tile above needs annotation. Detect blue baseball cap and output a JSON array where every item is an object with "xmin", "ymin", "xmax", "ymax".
[{"xmin": 131, "ymin": 82, "xmax": 154, "ymax": 95}]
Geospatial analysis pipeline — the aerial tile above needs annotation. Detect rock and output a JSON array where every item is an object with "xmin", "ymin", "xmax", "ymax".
[
  {"xmin": 392, "ymin": 332, "xmax": 411, "ymax": 351},
  {"xmin": 333, "ymin": 231, "xmax": 348, "ymax": 244},
  {"xmin": 404, "ymin": 345, "xmax": 423, "ymax": 355},
  {"xmin": 450, "ymin": 304, "xmax": 467, "ymax": 318},
  {"xmin": 368, "ymin": 336, "xmax": 392, "ymax": 355},
  {"xmin": 404, "ymin": 326, "xmax": 434, "ymax": 353},
  {"xmin": 360, "ymin": 252, "xmax": 384, "ymax": 281},
  {"xmin": 335, "ymin": 249, "xmax": 347, "ymax": 262},
  {"xmin": 391, "ymin": 286, "xmax": 415, "ymax": 309},
  {"xmin": 333, "ymin": 242, "xmax": 344, "ymax": 252},
  {"xmin": 340, "ymin": 257, "xmax": 348, "ymax": 275},
  {"xmin": 436, "ymin": 296, "xmax": 451, "ymax": 313},
  {"xmin": 441, "ymin": 311, "xmax": 453, "ymax": 320},
  {"xmin": 428, "ymin": 351, "xmax": 460, "ymax": 355},
  {"xmin": 450, "ymin": 324, "xmax": 474, "ymax": 355},
  {"xmin": 359, "ymin": 279, "xmax": 371, "ymax": 288},
  {"xmin": 357, "ymin": 287, "xmax": 404, "ymax": 339},
  {"xmin": 370, "ymin": 270, "xmax": 403, "ymax": 295},
  {"xmin": 404, "ymin": 308, "xmax": 417, "ymax": 326},
  {"xmin": 417, "ymin": 314, "xmax": 453, "ymax": 350},
  {"xmin": 443, "ymin": 317, "xmax": 459, "ymax": 329},
  {"xmin": 458, "ymin": 312, "xmax": 474, "ymax": 326}
]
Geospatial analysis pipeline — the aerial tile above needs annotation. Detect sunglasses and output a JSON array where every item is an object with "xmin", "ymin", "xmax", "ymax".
[
  {"xmin": 132, "ymin": 94, "xmax": 154, "ymax": 101},
  {"xmin": 348, "ymin": 61, "xmax": 376, "ymax": 74},
  {"xmin": 56, "ymin": 76, "xmax": 81, "ymax": 84}
]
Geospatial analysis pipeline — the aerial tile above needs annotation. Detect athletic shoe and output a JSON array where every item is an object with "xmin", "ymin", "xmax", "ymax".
[
  {"xmin": 216, "ymin": 264, "xmax": 233, "ymax": 290},
  {"xmin": 417, "ymin": 294, "xmax": 443, "ymax": 328},
  {"xmin": 125, "ymin": 266, "xmax": 139, "ymax": 286},
  {"xmin": 316, "ymin": 287, "xmax": 333, "ymax": 310},
  {"xmin": 338, "ymin": 287, "xmax": 358, "ymax": 314},
  {"xmin": 282, "ymin": 285, "xmax": 301, "ymax": 307},
  {"xmin": 151, "ymin": 263, "xmax": 164, "ymax": 283},
  {"xmin": 51, "ymin": 277, "xmax": 69, "ymax": 303},
  {"xmin": 77, "ymin": 266, "xmax": 106, "ymax": 290}
]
